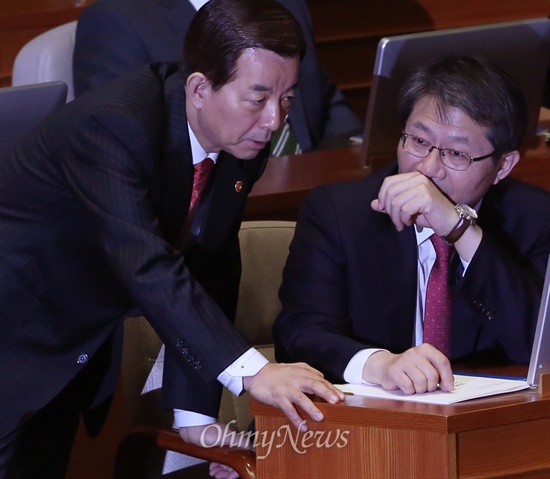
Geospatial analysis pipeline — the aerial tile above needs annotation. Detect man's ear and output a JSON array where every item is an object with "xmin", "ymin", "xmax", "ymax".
[
  {"xmin": 494, "ymin": 150, "xmax": 520, "ymax": 184},
  {"xmin": 186, "ymin": 72, "xmax": 210, "ymax": 109}
]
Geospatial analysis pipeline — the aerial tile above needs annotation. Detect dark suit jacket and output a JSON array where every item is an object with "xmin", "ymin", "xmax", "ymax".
[
  {"xmin": 0, "ymin": 63, "xmax": 267, "ymax": 440},
  {"xmin": 274, "ymin": 163, "xmax": 550, "ymax": 383},
  {"xmin": 72, "ymin": 0, "xmax": 362, "ymax": 152}
]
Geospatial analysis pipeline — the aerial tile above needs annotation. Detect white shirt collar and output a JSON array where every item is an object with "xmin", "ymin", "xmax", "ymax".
[
  {"xmin": 187, "ymin": 123, "xmax": 219, "ymax": 165},
  {"xmin": 415, "ymin": 224, "xmax": 434, "ymax": 246},
  {"xmin": 188, "ymin": 0, "xmax": 209, "ymax": 11}
]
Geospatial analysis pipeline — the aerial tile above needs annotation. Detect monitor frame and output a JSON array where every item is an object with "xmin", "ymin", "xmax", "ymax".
[{"xmin": 359, "ymin": 18, "xmax": 550, "ymax": 169}]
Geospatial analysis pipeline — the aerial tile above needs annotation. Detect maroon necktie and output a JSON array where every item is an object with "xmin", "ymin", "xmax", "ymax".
[
  {"xmin": 424, "ymin": 235, "xmax": 454, "ymax": 357},
  {"xmin": 189, "ymin": 157, "xmax": 214, "ymax": 214}
]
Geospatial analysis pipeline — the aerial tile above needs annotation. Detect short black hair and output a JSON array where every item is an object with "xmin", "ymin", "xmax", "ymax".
[
  {"xmin": 183, "ymin": 0, "xmax": 306, "ymax": 90},
  {"xmin": 399, "ymin": 55, "xmax": 528, "ymax": 158}
]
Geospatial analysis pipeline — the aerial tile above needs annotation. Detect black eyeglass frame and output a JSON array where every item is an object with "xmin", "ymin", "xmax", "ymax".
[{"xmin": 400, "ymin": 132, "xmax": 496, "ymax": 171}]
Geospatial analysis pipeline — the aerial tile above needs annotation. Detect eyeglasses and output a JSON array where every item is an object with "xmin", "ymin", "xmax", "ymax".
[{"xmin": 400, "ymin": 133, "xmax": 496, "ymax": 171}]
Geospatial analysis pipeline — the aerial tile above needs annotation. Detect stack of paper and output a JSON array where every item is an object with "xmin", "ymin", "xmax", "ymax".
[{"xmin": 335, "ymin": 374, "xmax": 530, "ymax": 405}]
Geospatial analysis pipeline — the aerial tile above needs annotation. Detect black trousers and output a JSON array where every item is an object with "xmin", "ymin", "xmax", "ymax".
[
  {"xmin": 0, "ymin": 337, "xmax": 116, "ymax": 479},
  {"xmin": 0, "ymin": 382, "xmax": 82, "ymax": 479}
]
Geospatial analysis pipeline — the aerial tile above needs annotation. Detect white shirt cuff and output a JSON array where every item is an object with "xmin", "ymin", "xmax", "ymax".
[
  {"xmin": 172, "ymin": 349, "xmax": 268, "ymax": 429},
  {"xmin": 343, "ymin": 348, "xmax": 387, "ymax": 385},
  {"xmin": 173, "ymin": 409, "xmax": 216, "ymax": 429},
  {"xmin": 217, "ymin": 347, "xmax": 269, "ymax": 396}
]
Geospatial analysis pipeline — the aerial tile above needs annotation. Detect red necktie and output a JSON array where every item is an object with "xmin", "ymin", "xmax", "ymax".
[
  {"xmin": 189, "ymin": 157, "xmax": 214, "ymax": 214},
  {"xmin": 424, "ymin": 235, "xmax": 454, "ymax": 357}
]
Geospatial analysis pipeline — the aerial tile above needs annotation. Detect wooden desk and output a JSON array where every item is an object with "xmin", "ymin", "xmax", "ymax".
[
  {"xmin": 251, "ymin": 371, "xmax": 550, "ymax": 479},
  {"xmin": 244, "ymin": 145, "xmax": 367, "ymax": 220},
  {"xmin": 512, "ymin": 135, "xmax": 550, "ymax": 190},
  {"xmin": 244, "ymin": 135, "xmax": 550, "ymax": 221}
]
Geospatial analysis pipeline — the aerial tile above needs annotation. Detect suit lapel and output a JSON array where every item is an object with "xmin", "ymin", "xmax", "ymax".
[
  {"xmin": 151, "ymin": 66, "xmax": 194, "ymax": 245},
  {"xmin": 390, "ymin": 222, "xmax": 419, "ymax": 348},
  {"xmin": 374, "ymin": 165, "xmax": 419, "ymax": 306},
  {"xmin": 361, "ymin": 200, "xmax": 418, "ymax": 351},
  {"xmin": 190, "ymin": 150, "xmax": 268, "ymax": 251}
]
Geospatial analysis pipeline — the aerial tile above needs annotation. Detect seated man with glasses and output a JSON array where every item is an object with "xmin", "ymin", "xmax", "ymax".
[{"xmin": 274, "ymin": 55, "xmax": 550, "ymax": 395}]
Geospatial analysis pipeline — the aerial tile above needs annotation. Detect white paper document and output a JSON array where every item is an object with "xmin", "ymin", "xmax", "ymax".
[{"xmin": 335, "ymin": 374, "xmax": 531, "ymax": 405}]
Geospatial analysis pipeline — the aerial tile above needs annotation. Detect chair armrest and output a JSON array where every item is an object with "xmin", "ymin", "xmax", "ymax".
[
  {"xmin": 114, "ymin": 427, "xmax": 256, "ymax": 479},
  {"xmin": 157, "ymin": 429, "xmax": 256, "ymax": 479}
]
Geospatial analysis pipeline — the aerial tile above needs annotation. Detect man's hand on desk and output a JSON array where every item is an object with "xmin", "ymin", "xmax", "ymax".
[
  {"xmin": 177, "ymin": 363, "xmax": 345, "ymax": 479},
  {"xmin": 362, "ymin": 344, "xmax": 455, "ymax": 394},
  {"xmin": 243, "ymin": 362, "xmax": 345, "ymax": 431}
]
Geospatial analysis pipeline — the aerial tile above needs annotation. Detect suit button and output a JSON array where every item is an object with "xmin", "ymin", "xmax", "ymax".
[
  {"xmin": 194, "ymin": 361, "xmax": 202, "ymax": 370},
  {"xmin": 76, "ymin": 353, "xmax": 89, "ymax": 365}
]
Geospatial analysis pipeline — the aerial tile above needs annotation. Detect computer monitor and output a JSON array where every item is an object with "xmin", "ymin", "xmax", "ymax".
[
  {"xmin": 527, "ymin": 255, "xmax": 550, "ymax": 388},
  {"xmin": 0, "ymin": 81, "xmax": 67, "ymax": 156},
  {"xmin": 360, "ymin": 18, "xmax": 550, "ymax": 168}
]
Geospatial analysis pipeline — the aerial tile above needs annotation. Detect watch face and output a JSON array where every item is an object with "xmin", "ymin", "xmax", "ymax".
[{"xmin": 457, "ymin": 203, "xmax": 478, "ymax": 220}]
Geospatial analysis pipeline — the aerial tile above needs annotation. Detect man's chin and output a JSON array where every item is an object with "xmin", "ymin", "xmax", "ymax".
[{"xmin": 229, "ymin": 143, "xmax": 268, "ymax": 160}]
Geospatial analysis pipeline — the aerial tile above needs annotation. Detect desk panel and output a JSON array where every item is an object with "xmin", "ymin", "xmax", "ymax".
[
  {"xmin": 458, "ymin": 418, "xmax": 550, "ymax": 478},
  {"xmin": 252, "ymin": 385, "xmax": 550, "ymax": 479}
]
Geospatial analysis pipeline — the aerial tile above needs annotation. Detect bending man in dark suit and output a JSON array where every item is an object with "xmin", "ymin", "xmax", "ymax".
[
  {"xmin": 275, "ymin": 56, "xmax": 550, "ymax": 394},
  {"xmin": 0, "ymin": 1, "xmax": 345, "ymax": 476},
  {"xmin": 72, "ymin": 0, "xmax": 362, "ymax": 154}
]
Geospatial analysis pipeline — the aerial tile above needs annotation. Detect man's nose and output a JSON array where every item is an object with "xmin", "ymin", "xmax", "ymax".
[
  {"xmin": 417, "ymin": 147, "xmax": 444, "ymax": 177},
  {"xmin": 262, "ymin": 103, "xmax": 284, "ymax": 132}
]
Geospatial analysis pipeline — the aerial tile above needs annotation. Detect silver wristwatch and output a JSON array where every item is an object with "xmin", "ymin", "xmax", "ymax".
[{"xmin": 442, "ymin": 204, "xmax": 478, "ymax": 244}]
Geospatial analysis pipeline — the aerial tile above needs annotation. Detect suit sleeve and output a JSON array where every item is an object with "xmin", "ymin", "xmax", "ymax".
[
  {"xmin": 59, "ymin": 107, "xmax": 250, "ymax": 393},
  {"xmin": 451, "ymin": 182, "xmax": 550, "ymax": 363}
]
